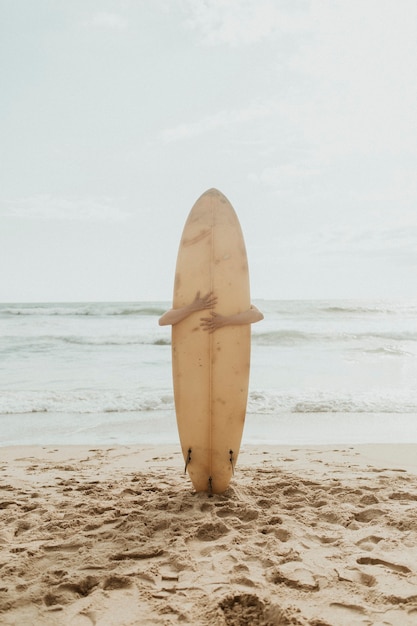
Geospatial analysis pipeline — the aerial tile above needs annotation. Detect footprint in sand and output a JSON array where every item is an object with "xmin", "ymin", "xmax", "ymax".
[
  {"xmin": 311, "ymin": 533, "xmax": 342, "ymax": 545},
  {"xmin": 258, "ymin": 521, "xmax": 291, "ymax": 542},
  {"xmin": 275, "ymin": 528, "xmax": 291, "ymax": 542},
  {"xmin": 102, "ymin": 574, "xmax": 132, "ymax": 590},
  {"xmin": 354, "ymin": 507, "xmax": 386, "ymax": 522},
  {"xmin": 336, "ymin": 567, "xmax": 376, "ymax": 587},
  {"xmin": 43, "ymin": 575, "xmax": 99, "ymax": 608},
  {"xmin": 389, "ymin": 491, "xmax": 417, "ymax": 501},
  {"xmin": 268, "ymin": 562, "xmax": 319, "ymax": 592},
  {"xmin": 355, "ymin": 534, "xmax": 384, "ymax": 551},
  {"xmin": 218, "ymin": 593, "xmax": 304, "ymax": 626},
  {"xmin": 356, "ymin": 556, "xmax": 411, "ymax": 574},
  {"xmin": 14, "ymin": 520, "xmax": 31, "ymax": 536},
  {"xmin": 330, "ymin": 602, "xmax": 366, "ymax": 617},
  {"xmin": 321, "ymin": 508, "xmax": 355, "ymax": 527},
  {"xmin": 359, "ymin": 493, "xmax": 379, "ymax": 505},
  {"xmin": 42, "ymin": 541, "xmax": 89, "ymax": 553},
  {"xmin": 230, "ymin": 563, "xmax": 255, "ymax": 587},
  {"xmin": 195, "ymin": 521, "xmax": 230, "ymax": 541},
  {"xmin": 215, "ymin": 504, "xmax": 258, "ymax": 522}
]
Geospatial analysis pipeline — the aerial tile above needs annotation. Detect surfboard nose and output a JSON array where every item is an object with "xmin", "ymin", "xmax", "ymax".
[
  {"xmin": 199, "ymin": 188, "xmax": 229, "ymax": 203},
  {"xmin": 203, "ymin": 188, "xmax": 221, "ymax": 194}
]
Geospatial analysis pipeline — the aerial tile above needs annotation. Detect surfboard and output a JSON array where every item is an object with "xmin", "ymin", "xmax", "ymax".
[{"xmin": 172, "ymin": 188, "xmax": 251, "ymax": 494}]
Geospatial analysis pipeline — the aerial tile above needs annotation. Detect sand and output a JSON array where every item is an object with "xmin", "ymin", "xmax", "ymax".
[{"xmin": 1, "ymin": 443, "xmax": 417, "ymax": 626}]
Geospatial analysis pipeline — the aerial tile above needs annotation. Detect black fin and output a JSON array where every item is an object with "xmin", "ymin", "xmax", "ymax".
[
  {"xmin": 229, "ymin": 449, "xmax": 235, "ymax": 475},
  {"xmin": 208, "ymin": 476, "xmax": 213, "ymax": 497},
  {"xmin": 184, "ymin": 448, "xmax": 192, "ymax": 473}
]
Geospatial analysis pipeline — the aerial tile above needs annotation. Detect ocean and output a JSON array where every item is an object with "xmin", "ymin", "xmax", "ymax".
[{"xmin": 1, "ymin": 300, "xmax": 416, "ymax": 447}]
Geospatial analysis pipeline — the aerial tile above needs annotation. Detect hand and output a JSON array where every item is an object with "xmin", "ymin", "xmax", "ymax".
[
  {"xmin": 190, "ymin": 291, "xmax": 218, "ymax": 312},
  {"xmin": 200, "ymin": 311, "xmax": 227, "ymax": 333}
]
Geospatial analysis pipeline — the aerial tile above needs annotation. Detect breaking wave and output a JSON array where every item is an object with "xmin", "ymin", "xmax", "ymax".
[{"xmin": 1, "ymin": 389, "xmax": 416, "ymax": 416}]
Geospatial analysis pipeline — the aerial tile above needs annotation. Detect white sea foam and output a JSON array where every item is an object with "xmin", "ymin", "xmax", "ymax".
[
  {"xmin": 2, "ymin": 388, "xmax": 416, "ymax": 417},
  {"xmin": 0, "ymin": 302, "xmax": 168, "ymax": 317}
]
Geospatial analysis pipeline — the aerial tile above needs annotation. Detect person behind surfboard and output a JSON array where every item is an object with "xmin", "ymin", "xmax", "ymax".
[{"xmin": 159, "ymin": 291, "xmax": 263, "ymax": 331}]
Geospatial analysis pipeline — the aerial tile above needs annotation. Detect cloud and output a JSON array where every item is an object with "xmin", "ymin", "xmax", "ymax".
[
  {"xmin": 180, "ymin": 0, "xmax": 309, "ymax": 46},
  {"xmin": 249, "ymin": 162, "xmax": 321, "ymax": 191},
  {"xmin": 265, "ymin": 222, "xmax": 417, "ymax": 275},
  {"xmin": 159, "ymin": 102, "xmax": 273, "ymax": 143},
  {"xmin": 85, "ymin": 12, "xmax": 128, "ymax": 31},
  {"xmin": 293, "ymin": 214, "xmax": 417, "ymax": 261},
  {"xmin": 289, "ymin": 0, "xmax": 417, "ymax": 156},
  {"xmin": 0, "ymin": 196, "xmax": 131, "ymax": 222},
  {"xmin": 180, "ymin": 1, "xmax": 417, "ymax": 158}
]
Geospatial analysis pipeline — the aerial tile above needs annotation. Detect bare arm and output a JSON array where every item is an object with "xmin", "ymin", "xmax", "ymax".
[
  {"xmin": 200, "ymin": 304, "xmax": 264, "ymax": 333},
  {"xmin": 158, "ymin": 291, "xmax": 218, "ymax": 326}
]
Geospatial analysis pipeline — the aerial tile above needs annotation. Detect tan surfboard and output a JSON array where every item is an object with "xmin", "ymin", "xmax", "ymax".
[{"xmin": 172, "ymin": 188, "xmax": 251, "ymax": 494}]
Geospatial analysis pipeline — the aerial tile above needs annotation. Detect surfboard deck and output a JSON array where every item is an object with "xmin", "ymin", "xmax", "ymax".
[{"xmin": 172, "ymin": 189, "xmax": 251, "ymax": 494}]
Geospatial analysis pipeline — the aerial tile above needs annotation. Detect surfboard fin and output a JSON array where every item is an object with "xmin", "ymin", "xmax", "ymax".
[
  {"xmin": 229, "ymin": 449, "xmax": 235, "ymax": 475},
  {"xmin": 208, "ymin": 476, "xmax": 213, "ymax": 497},
  {"xmin": 184, "ymin": 448, "xmax": 192, "ymax": 473}
]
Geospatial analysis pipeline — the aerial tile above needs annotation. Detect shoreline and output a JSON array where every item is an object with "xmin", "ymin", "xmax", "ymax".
[
  {"xmin": 1, "ymin": 443, "xmax": 417, "ymax": 625},
  {"xmin": 2, "ymin": 410, "xmax": 417, "ymax": 448}
]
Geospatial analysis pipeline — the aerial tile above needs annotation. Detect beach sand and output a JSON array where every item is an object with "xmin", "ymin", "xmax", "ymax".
[{"xmin": 1, "ymin": 443, "xmax": 417, "ymax": 625}]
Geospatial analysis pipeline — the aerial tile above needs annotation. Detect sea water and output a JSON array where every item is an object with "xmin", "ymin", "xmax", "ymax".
[{"xmin": 1, "ymin": 300, "xmax": 416, "ymax": 446}]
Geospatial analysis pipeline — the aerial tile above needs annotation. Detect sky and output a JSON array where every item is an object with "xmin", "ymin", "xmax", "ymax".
[{"xmin": 1, "ymin": 0, "xmax": 417, "ymax": 302}]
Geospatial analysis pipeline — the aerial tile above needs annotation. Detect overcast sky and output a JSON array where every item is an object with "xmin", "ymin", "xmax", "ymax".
[{"xmin": 1, "ymin": 0, "xmax": 417, "ymax": 302}]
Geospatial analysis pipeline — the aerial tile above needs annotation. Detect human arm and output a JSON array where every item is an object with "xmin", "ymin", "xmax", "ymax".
[
  {"xmin": 158, "ymin": 291, "xmax": 218, "ymax": 326},
  {"xmin": 200, "ymin": 304, "xmax": 264, "ymax": 333}
]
